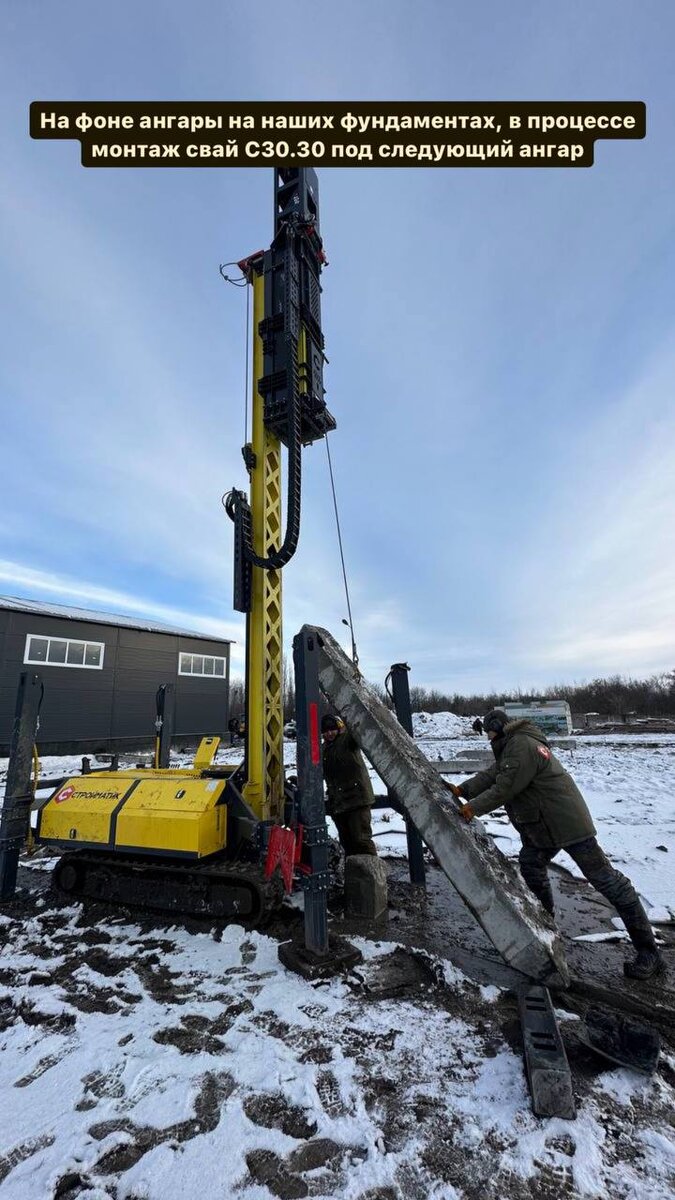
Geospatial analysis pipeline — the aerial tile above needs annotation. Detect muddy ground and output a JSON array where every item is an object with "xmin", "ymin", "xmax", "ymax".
[{"xmin": 1, "ymin": 852, "xmax": 675, "ymax": 1199}]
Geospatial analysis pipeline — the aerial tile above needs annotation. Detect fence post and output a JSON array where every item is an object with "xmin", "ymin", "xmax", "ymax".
[
  {"xmin": 0, "ymin": 673, "xmax": 43, "ymax": 900},
  {"xmin": 389, "ymin": 663, "xmax": 426, "ymax": 887}
]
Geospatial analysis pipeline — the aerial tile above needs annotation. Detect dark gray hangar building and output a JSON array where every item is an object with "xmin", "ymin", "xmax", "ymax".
[{"xmin": 0, "ymin": 596, "xmax": 232, "ymax": 755}]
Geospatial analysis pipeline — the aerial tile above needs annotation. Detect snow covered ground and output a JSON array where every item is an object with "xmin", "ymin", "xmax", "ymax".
[
  {"xmin": 2, "ymin": 897, "xmax": 675, "ymax": 1200},
  {"xmin": 411, "ymin": 712, "xmax": 473, "ymax": 739},
  {"xmin": 1, "ymin": 720, "xmax": 675, "ymax": 1198},
  {"xmin": 368, "ymin": 720, "xmax": 675, "ymax": 920}
]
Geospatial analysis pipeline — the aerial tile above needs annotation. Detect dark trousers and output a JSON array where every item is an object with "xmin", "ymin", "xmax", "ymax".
[
  {"xmin": 333, "ymin": 807, "xmax": 377, "ymax": 857},
  {"xmin": 518, "ymin": 834, "xmax": 641, "ymax": 918}
]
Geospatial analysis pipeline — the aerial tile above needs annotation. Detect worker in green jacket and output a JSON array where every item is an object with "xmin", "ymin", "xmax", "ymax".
[
  {"xmin": 321, "ymin": 714, "xmax": 377, "ymax": 857},
  {"xmin": 452, "ymin": 709, "xmax": 664, "ymax": 981}
]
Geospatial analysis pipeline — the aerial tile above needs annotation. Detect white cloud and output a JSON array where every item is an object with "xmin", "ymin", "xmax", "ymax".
[
  {"xmin": 504, "ymin": 338, "xmax": 675, "ymax": 681},
  {"xmin": 0, "ymin": 167, "xmax": 248, "ymax": 589}
]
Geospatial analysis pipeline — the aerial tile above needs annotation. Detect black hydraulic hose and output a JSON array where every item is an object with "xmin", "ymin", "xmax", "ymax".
[{"xmin": 226, "ymin": 383, "xmax": 302, "ymax": 571}]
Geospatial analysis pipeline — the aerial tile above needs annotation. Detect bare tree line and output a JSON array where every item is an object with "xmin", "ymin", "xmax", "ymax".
[
  {"xmin": 406, "ymin": 670, "xmax": 675, "ymax": 719},
  {"xmin": 228, "ymin": 656, "xmax": 298, "ymax": 723},
  {"xmin": 229, "ymin": 667, "xmax": 675, "ymax": 721}
]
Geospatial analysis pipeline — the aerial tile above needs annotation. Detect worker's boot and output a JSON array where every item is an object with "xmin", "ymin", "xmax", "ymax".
[
  {"xmin": 530, "ymin": 881, "xmax": 554, "ymax": 918},
  {"xmin": 620, "ymin": 903, "xmax": 666, "ymax": 981}
]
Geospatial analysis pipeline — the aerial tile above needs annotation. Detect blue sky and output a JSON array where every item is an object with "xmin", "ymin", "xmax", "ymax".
[{"xmin": 1, "ymin": 1, "xmax": 674, "ymax": 693}]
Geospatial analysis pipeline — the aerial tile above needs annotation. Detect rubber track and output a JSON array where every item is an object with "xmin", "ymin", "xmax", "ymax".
[{"xmin": 52, "ymin": 851, "xmax": 284, "ymax": 927}]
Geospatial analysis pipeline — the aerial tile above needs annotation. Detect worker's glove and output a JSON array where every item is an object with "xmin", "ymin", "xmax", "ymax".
[
  {"xmin": 443, "ymin": 781, "xmax": 463, "ymax": 799},
  {"xmin": 459, "ymin": 803, "xmax": 475, "ymax": 822}
]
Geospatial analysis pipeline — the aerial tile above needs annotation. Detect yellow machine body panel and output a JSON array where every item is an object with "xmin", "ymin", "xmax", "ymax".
[
  {"xmin": 193, "ymin": 736, "xmax": 221, "ymax": 770},
  {"xmin": 38, "ymin": 779, "xmax": 124, "ymax": 846},
  {"xmin": 116, "ymin": 777, "xmax": 227, "ymax": 856},
  {"xmin": 36, "ymin": 771, "xmax": 229, "ymax": 859}
]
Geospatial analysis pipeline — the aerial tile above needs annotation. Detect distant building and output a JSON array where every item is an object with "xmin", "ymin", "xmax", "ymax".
[
  {"xmin": 0, "ymin": 596, "xmax": 232, "ymax": 755},
  {"xmin": 503, "ymin": 700, "xmax": 572, "ymax": 736}
]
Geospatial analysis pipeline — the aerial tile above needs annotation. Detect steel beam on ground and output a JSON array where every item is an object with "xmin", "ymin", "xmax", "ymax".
[{"xmin": 518, "ymin": 985, "xmax": 576, "ymax": 1119}]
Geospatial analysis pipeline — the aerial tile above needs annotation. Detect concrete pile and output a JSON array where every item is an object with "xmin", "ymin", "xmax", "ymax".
[{"xmin": 308, "ymin": 626, "xmax": 569, "ymax": 985}]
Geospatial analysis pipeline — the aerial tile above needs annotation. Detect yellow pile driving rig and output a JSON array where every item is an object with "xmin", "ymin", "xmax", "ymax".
[{"xmin": 22, "ymin": 168, "xmax": 335, "ymax": 927}]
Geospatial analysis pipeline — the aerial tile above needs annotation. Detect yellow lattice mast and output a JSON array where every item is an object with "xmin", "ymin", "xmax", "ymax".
[
  {"xmin": 245, "ymin": 265, "xmax": 284, "ymax": 822},
  {"xmin": 226, "ymin": 169, "xmax": 335, "ymax": 829}
]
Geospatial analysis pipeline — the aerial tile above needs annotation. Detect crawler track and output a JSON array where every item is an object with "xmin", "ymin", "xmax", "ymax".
[{"xmin": 53, "ymin": 851, "xmax": 284, "ymax": 927}]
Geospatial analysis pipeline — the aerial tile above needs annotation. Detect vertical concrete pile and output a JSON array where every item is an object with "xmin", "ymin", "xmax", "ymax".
[{"xmin": 309, "ymin": 626, "xmax": 569, "ymax": 985}]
